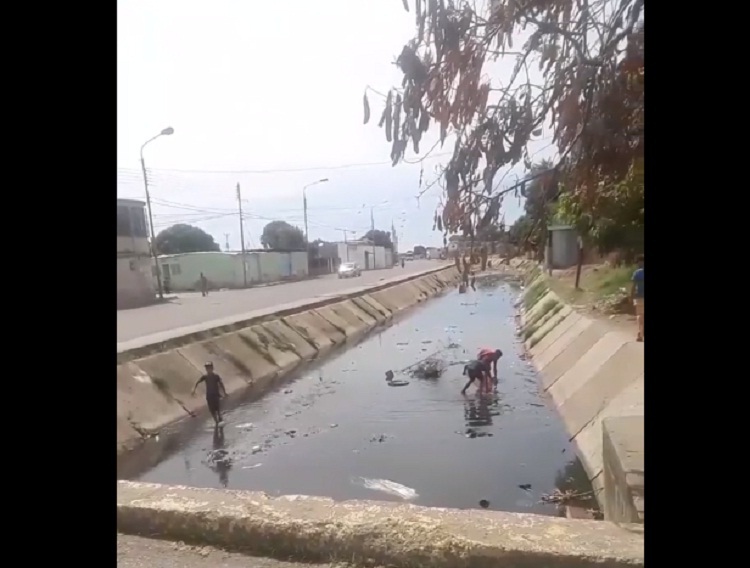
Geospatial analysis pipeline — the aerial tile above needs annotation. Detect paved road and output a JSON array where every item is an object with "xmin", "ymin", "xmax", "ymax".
[
  {"xmin": 117, "ymin": 534, "xmax": 357, "ymax": 568},
  {"xmin": 118, "ymin": 260, "xmax": 444, "ymax": 343}
]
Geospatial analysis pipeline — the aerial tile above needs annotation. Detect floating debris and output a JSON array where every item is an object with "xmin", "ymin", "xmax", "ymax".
[
  {"xmin": 354, "ymin": 477, "xmax": 418, "ymax": 500},
  {"xmin": 409, "ymin": 357, "xmax": 446, "ymax": 379},
  {"xmin": 479, "ymin": 499, "xmax": 490, "ymax": 509},
  {"xmin": 241, "ymin": 463, "xmax": 263, "ymax": 470},
  {"xmin": 540, "ymin": 488, "xmax": 595, "ymax": 505},
  {"xmin": 519, "ymin": 484, "xmax": 532, "ymax": 491}
]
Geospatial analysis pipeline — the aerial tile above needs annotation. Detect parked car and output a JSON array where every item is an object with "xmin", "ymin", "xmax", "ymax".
[{"xmin": 338, "ymin": 262, "xmax": 361, "ymax": 278}]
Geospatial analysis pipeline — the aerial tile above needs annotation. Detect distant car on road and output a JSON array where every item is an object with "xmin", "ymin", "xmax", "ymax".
[{"xmin": 338, "ymin": 262, "xmax": 362, "ymax": 279}]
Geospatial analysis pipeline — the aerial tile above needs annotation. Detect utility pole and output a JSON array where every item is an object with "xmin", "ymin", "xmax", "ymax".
[
  {"xmin": 370, "ymin": 206, "xmax": 376, "ymax": 270},
  {"xmin": 237, "ymin": 183, "xmax": 248, "ymax": 288}
]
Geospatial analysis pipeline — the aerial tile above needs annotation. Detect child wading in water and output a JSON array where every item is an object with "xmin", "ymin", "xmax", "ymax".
[{"xmin": 461, "ymin": 359, "xmax": 493, "ymax": 395}]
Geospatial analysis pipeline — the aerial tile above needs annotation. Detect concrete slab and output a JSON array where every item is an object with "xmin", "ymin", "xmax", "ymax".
[
  {"xmin": 332, "ymin": 299, "xmax": 377, "ymax": 327},
  {"xmin": 260, "ymin": 320, "xmax": 317, "ymax": 361},
  {"xmin": 355, "ymin": 295, "xmax": 393, "ymax": 320},
  {"xmin": 241, "ymin": 325, "xmax": 302, "ymax": 374},
  {"xmin": 314, "ymin": 304, "xmax": 363, "ymax": 339},
  {"xmin": 118, "ymin": 481, "xmax": 644, "ymax": 568},
  {"xmin": 548, "ymin": 331, "xmax": 631, "ymax": 408},
  {"xmin": 117, "ymin": 415, "xmax": 142, "ymax": 453},
  {"xmin": 602, "ymin": 416, "xmax": 644, "ymax": 523},
  {"xmin": 117, "ymin": 363, "xmax": 189, "ymax": 434},
  {"xmin": 530, "ymin": 312, "xmax": 582, "ymax": 361},
  {"xmin": 117, "ymin": 534, "xmax": 343, "ymax": 568},
  {"xmin": 522, "ymin": 290, "xmax": 557, "ymax": 325},
  {"xmin": 539, "ymin": 321, "xmax": 610, "ymax": 391},
  {"xmin": 209, "ymin": 332, "xmax": 280, "ymax": 386},
  {"xmin": 134, "ymin": 352, "xmax": 205, "ymax": 415},
  {"xmin": 176, "ymin": 342, "xmax": 252, "ymax": 394},
  {"xmin": 573, "ymin": 378, "xmax": 644, "ymax": 484},
  {"xmin": 557, "ymin": 342, "xmax": 644, "ymax": 437},
  {"xmin": 282, "ymin": 312, "xmax": 336, "ymax": 354},
  {"xmin": 525, "ymin": 305, "xmax": 573, "ymax": 350}
]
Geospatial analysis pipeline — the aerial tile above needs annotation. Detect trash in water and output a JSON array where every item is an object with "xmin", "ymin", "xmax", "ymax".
[
  {"xmin": 519, "ymin": 484, "xmax": 532, "ymax": 491},
  {"xmin": 409, "ymin": 357, "xmax": 446, "ymax": 379},
  {"xmin": 330, "ymin": 423, "xmax": 339, "ymax": 428},
  {"xmin": 251, "ymin": 445, "xmax": 262, "ymax": 454},
  {"xmin": 235, "ymin": 422, "xmax": 254, "ymax": 430},
  {"xmin": 242, "ymin": 463, "xmax": 263, "ymax": 470},
  {"xmin": 283, "ymin": 389, "xmax": 293, "ymax": 394},
  {"xmin": 479, "ymin": 499, "xmax": 490, "ymax": 509},
  {"xmin": 354, "ymin": 477, "xmax": 418, "ymax": 500}
]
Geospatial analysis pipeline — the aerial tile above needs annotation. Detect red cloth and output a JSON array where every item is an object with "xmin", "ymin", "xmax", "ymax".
[{"xmin": 478, "ymin": 347, "xmax": 495, "ymax": 360}]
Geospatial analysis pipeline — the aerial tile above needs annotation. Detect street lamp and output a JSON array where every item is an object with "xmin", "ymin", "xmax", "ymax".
[
  {"xmin": 302, "ymin": 178, "xmax": 329, "ymax": 244},
  {"xmin": 140, "ymin": 126, "xmax": 175, "ymax": 299}
]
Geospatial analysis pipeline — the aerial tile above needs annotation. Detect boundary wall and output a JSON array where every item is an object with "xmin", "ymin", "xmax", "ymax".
[{"xmin": 117, "ymin": 481, "xmax": 644, "ymax": 567}]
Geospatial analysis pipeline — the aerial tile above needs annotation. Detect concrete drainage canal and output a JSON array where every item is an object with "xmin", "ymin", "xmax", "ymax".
[{"xmin": 118, "ymin": 275, "xmax": 595, "ymax": 517}]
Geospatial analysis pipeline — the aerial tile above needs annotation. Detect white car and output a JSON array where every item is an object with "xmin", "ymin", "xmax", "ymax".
[{"xmin": 338, "ymin": 262, "xmax": 361, "ymax": 278}]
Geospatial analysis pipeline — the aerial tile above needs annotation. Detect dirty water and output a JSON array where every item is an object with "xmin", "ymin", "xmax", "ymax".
[{"xmin": 126, "ymin": 277, "xmax": 593, "ymax": 515}]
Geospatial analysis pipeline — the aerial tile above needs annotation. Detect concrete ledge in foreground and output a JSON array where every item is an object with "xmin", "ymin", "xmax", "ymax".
[{"xmin": 117, "ymin": 481, "xmax": 644, "ymax": 568}]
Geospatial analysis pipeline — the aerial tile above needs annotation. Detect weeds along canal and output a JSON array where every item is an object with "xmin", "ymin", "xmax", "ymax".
[{"xmin": 124, "ymin": 276, "xmax": 592, "ymax": 515}]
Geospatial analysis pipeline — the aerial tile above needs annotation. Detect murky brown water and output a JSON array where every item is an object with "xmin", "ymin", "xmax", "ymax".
[{"xmin": 124, "ymin": 277, "xmax": 592, "ymax": 515}]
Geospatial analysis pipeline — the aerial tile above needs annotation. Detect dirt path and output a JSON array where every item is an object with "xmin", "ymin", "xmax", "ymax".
[
  {"xmin": 545, "ymin": 264, "xmax": 639, "ymax": 337},
  {"xmin": 117, "ymin": 534, "xmax": 356, "ymax": 568}
]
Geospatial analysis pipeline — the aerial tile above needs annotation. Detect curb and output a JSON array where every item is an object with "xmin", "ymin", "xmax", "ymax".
[{"xmin": 117, "ymin": 482, "xmax": 644, "ymax": 568}]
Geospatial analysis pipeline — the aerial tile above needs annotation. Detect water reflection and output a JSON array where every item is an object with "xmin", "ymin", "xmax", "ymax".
[
  {"xmin": 463, "ymin": 392, "xmax": 502, "ymax": 437},
  {"xmin": 207, "ymin": 425, "xmax": 232, "ymax": 488}
]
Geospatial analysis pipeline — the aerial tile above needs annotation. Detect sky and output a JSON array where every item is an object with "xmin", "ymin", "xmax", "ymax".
[{"xmin": 117, "ymin": 0, "xmax": 555, "ymax": 251}]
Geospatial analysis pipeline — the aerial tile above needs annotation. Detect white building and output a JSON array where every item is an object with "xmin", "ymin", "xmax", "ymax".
[
  {"xmin": 334, "ymin": 241, "xmax": 389, "ymax": 270},
  {"xmin": 156, "ymin": 250, "xmax": 308, "ymax": 291},
  {"xmin": 117, "ymin": 198, "xmax": 156, "ymax": 309}
]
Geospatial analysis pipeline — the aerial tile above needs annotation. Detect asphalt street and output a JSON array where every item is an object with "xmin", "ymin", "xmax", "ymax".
[{"xmin": 117, "ymin": 260, "xmax": 443, "ymax": 343}]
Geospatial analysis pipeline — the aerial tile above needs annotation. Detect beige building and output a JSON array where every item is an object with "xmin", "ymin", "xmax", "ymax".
[{"xmin": 117, "ymin": 198, "xmax": 156, "ymax": 309}]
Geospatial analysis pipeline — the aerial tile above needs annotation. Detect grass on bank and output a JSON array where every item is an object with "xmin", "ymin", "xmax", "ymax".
[{"xmin": 547, "ymin": 263, "xmax": 636, "ymax": 313}]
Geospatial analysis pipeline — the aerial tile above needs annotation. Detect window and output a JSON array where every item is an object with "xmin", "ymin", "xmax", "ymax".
[
  {"xmin": 172, "ymin": 263, "xmax": 182, "ymax": 275},
  {"xmin": 117, "ymin": 205, "xmax": 148, "ymax": 238},
  {"xmin": 130, "ymin": 208, "xmax": 148, "ymax": 238},
  {"xmin": 117, "ymin": 206, "xmax": 131, "ymax": 236}
]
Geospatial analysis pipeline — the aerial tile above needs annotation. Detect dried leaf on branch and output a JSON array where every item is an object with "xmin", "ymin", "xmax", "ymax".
[
  {"xmin": 363, "ymin": 92, "xmax": 371, "ymax": 125},
  {"xmin": 364, "ymin": 0, "xmax": 645, "ymax": 239}
]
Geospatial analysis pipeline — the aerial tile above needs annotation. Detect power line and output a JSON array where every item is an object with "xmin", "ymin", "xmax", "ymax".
[{"xmin": 116, "ymin": 152, "xmax": 453, "ymax": 176}]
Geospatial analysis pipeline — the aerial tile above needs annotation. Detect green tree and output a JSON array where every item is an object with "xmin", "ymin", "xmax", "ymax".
[
  {"xmin": 557, "ymin": 161, "xmax": 644, "ymax": 256},
  {"xmin": 260, "ymin": 220, "xmax": 306, "ymax": 250},
  {"xmin": 361, "ymin": 229, "xmax": 393, "ymax": 248},
  {"xmin": 508, "ymin": 215, "xmax": 535, "ymax": 247},
  {"xmin": 154, "ymin": 224, "xmax": 221, "ymax": 255}
]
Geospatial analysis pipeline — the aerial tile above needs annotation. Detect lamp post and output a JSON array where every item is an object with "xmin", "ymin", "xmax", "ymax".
[
  {"xmin": 140, "ymin": 126, "xmax": 174, "ymax": 299},
  {"xmin": 302, "ymin": 178, "xmax": 329, "ymax": 244}
]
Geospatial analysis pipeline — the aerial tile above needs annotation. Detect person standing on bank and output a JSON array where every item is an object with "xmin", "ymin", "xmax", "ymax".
[
  {"xmin": 192, "ymin": 362, "xmax": 227, "ymax": 426},
  {"xmin": 630, "ymin": 255, "xmax": 644, "ymax": 342},
  {"xmin": 199, "ymin": 272, "xmax": 209, "ymax": 297}
]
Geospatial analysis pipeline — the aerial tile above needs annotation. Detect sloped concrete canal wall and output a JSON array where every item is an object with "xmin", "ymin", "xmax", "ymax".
[
  {"xmin": 516, "ymin": 262, "xmax": 644, "ymax": 524},
  {"xmin": 117, "ymin": 266, "xmax": 462, "ymax": 455}
]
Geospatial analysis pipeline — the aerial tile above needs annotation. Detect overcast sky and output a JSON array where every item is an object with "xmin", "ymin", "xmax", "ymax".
[{"xmin": 117, "ymin": 0, "xmax": 554, "ymax": 250}]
